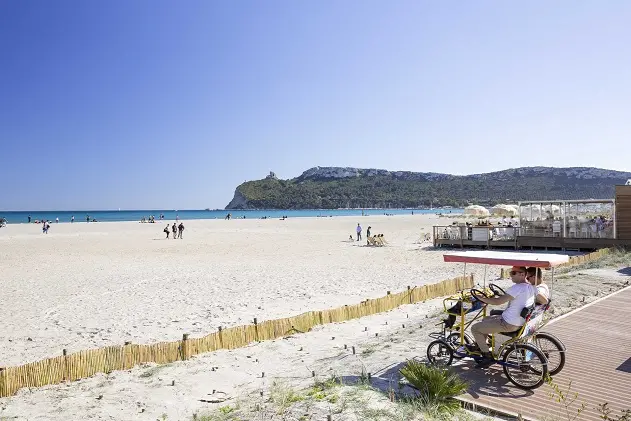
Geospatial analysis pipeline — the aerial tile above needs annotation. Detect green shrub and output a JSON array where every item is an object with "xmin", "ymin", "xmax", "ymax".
[{"xmin": 400, "ymin": 360, "xmax": 467, "ymax": 413}]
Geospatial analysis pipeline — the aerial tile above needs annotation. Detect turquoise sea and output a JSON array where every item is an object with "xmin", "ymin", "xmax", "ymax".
[{"xmin": 0, "ymin": 208, "xmax": 462, "ymax": 224}]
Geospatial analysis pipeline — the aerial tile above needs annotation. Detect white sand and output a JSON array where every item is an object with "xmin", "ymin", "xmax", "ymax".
[
  {"xmin": 0, "ymin": 214, "xmax": 488, "ymax": 367},
  {"xmin": 2, "ymin": 267, "xmax": 626, "ymax": 421},
  {"xmin": 1, "ymin": 216, "xmax": 628, "ymax": 420}
]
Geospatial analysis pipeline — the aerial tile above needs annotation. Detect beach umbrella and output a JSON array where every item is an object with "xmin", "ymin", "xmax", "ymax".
[
  {"xmin": 491, "ymin": 204, "xmax": 518, "ymax": 216},
  {"xmin": 464, "ymin": 205, "xmax": 490, "ymax": 216}
]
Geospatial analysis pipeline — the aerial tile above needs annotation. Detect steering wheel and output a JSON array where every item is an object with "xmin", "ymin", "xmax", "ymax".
[
  {"xmin": 489, "ymin": 283, "xmax": 506, "ymax": 297},
  {"xmin": 470, "ymin": 288, "xmax": 489, "ymax": 302}
]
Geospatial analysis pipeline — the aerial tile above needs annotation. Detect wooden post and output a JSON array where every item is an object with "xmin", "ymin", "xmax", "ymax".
[
  {"xmin": 218, "ymin": 326, "xmax": 224, "ymax": 349},
  {"xmin": 253, "ymin": 318, "xmax": 259, "ymax": 342},
  {"xmin": 0, "ymin": 367, "xmax": 5, "ymax": 398},
  {"xmin": 407, "ymin": 286, "xmax": 412, "ymax": 304},
  {"xmin": 62, "ymin": 349, "xmax": 69, "ymax": 382},
  {"xmin": 181, "ymin": 334, "xmax": 189, "ymax": 360}
]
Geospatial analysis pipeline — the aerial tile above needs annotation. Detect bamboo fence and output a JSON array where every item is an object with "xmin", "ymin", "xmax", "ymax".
[
  {"xmin": 498, "ymin": 247, "xmax": 613, "ymax": 278},
  {"xmin": 0, "ymin": 249, "xmax": 610, "ymax": 398}
]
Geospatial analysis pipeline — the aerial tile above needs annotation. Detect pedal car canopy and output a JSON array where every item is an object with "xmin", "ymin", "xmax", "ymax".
[{"xmin": 443, "ymin": 251, "xmax": 570, "ymax": 267}]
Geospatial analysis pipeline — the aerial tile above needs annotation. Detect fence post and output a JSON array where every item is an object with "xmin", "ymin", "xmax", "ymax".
[
  {"xmin": 181, "ymin": 334, "xmax": 189, "ymax": 360},
  {"xmin": 407, "ymin": 286, "xmax": 412, "ymax": 304},
  {"xmin": 217, "ymin": 327, "xmax": 224, "ymax": 349},
  {"xmin": 0, "ymin": 367, "xmax": 5, "ymax": 398},
  {"xmin": 62, "ymin": 349, "xmax": 68, "ymax": 382},
  {"xmin": 253, "ymin": 318, "xmax": 259, "ymax": 342}
]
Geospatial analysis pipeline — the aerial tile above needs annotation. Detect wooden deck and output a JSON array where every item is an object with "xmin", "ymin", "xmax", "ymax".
[
  {"xmin": 454, "ymin": 286, "xmax": 631, "ymax": 421},
  {"xmin": 433, "ymin": 235, "xmax": 631, "ymax": 250}
]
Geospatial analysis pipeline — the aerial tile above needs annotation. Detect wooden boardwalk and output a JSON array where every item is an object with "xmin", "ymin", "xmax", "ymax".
[{"xmin": 454, "ymin": 286, "xmax": 631, "ymax": 421}]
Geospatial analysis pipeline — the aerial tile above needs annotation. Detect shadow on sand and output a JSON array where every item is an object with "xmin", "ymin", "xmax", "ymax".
[{"xmin": 334, "ymin": 356, "xmax": 534, "ymax": 401}]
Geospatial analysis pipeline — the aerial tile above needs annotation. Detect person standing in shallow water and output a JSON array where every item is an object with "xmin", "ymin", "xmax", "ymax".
[{"xmin": 28, "ymin": 215, "xmax": 31, "ymax": 223}]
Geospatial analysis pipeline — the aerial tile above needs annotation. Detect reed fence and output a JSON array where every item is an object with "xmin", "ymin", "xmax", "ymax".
[
  {"xmin": 0, "ymin": 274, "xmax": 474, "ymax": 398},
  {"xmin": 498, "ymin": 247, "xmax": 613, "ymax": 279},
  {"xmin": 1, "ymin": 249, "xmax": 611, "ymax": 398}
]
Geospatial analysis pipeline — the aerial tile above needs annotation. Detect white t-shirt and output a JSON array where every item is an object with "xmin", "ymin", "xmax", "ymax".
[
  {"xmin": 501, "ymin": 283, "xmax": 535, "ymax": 326},
  {"xmin": 536, "ymin": 283, "xmax": 550, "ymax": 303}
]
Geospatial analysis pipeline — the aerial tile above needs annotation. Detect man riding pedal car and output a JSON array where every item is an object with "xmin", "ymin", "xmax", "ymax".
[{"xmin": 469, "ymin": 266, "xmax": 535, "ymax": 367}]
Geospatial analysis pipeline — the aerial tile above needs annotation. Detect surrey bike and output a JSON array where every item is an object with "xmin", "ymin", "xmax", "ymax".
[{"xmin": 426, "ymin": 251, "xmax": 567, "ymax": 390}]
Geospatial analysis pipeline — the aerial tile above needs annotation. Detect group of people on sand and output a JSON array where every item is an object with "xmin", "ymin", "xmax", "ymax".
[
  {"xmin": 459, "ymin": 266, "xmax": 549, "ymax": 368},
  {"xmin": 350, "ymin": 223, "xmax": 388, "ymax": 246},
  {"xmin": 141, "ymin": 214, "xmax": 167, "ymax": 223},
  {"xmin": 164, "ymin": 222, "xmax": 185, "ymax": 239},
  {"xmin": 27, "ymin": 215, "xmax": 88, "ymax": 224}
]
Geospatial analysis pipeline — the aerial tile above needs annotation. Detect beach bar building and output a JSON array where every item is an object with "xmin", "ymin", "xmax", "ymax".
[{"xmin": 433, "ymin": 184, "xmax": 631, "ymax": 250}]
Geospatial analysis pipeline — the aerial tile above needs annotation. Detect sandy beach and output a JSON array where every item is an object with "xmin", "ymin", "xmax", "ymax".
[
  {"xmin": 1, "ymin": 215, "xmax": 629, "ymax": 420},
  {"xmin": 1, "ymin": 214, "xmax": 490, "ymax": 367}
]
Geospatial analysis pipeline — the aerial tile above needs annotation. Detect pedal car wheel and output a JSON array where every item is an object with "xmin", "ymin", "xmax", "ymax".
[
  {"xmin": 530, "ymin": 332, "xmax": 566, "ymax": 376},
  {"xmin": 447, "ymin": 332, "xmax": 472, "ymax": 359},
  {"xmin": 502, "ymin": 344, "xmax": 548, "ymax": 390},
  {"xmin": 427, "ymin": 340, "xmax": 454, "ymax": 366}
]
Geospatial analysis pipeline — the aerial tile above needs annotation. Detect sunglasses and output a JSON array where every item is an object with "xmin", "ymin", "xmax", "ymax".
[{"xmin": 510, "ymin": 271, "xmax": 525, "ymax": 275}]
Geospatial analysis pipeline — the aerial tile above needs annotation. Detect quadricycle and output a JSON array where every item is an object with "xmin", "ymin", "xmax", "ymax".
[{"xmin": 426, "ymin": 251, "xmax": 567, "ymax": 389}]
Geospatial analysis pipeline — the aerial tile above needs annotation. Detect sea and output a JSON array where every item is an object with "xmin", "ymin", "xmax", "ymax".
[{"xmin": 0, "ymin": 208, "xmax": 462, "ymax": 224}]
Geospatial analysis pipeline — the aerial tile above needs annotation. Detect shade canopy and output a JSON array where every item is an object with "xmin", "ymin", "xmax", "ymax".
[
  {"xmin": 443, "ymin": 251, "xmax": 570, "ymax": 267},
  {"xmin": 464, "ymin": 205, "xmax": 490, "ymax": 216},
  {"xmin": 491, "ymin": 204, "xmax": 519, "ymax": 216}
]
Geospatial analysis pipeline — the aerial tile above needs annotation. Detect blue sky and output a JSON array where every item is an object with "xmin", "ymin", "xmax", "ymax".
[{"xmin": 1, "ymin": 1, "xmax": 631, "ymax": 210}]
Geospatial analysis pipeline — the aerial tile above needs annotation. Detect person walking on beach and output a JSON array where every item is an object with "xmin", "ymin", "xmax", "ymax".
[
  {"xmin": 178, "ymin": 222, "xmax": 184, "ymax": 239},
  {"xmin": 71, "ymin": 215, "xmax": 74, "ymax": 223},
  {"xmin": 164, "ymin": 224, "xmax": 170, "ymax": 239},
  {"xmin": 356, "ymin": 223, "xmax": 362, "ymax": 241},
  {"xmin": 172, "ymin": 222, "xmax": 177, "ymax": 239},
  {"xmin": 28, "ymin": 215, "xmax": 31, "ymax": 223}
]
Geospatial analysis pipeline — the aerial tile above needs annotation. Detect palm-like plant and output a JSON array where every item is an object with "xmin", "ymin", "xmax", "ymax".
[{"xmin": 400, "ymin": 360, "xmax": 468, "ymax": 413}]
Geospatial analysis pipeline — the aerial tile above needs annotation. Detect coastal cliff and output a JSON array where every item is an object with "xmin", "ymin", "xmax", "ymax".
[{"xmin": 225, "ymin": 166, "xmax": 631, "ymax": 210}]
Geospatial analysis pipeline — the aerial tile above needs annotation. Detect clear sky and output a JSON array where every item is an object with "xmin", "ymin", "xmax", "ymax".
[{"xmin": 2, "ymin": 1, "xmax": 631, "ymax": 210}]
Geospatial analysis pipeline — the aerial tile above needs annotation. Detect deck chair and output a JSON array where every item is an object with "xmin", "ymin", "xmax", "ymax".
[
  {"xmin": 378, "ymin": 234, "xmax": 388, "ymax": 245},
  {"xmin": 366, "ymin": 236, "xmax": 377, "ymax": 246}
]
